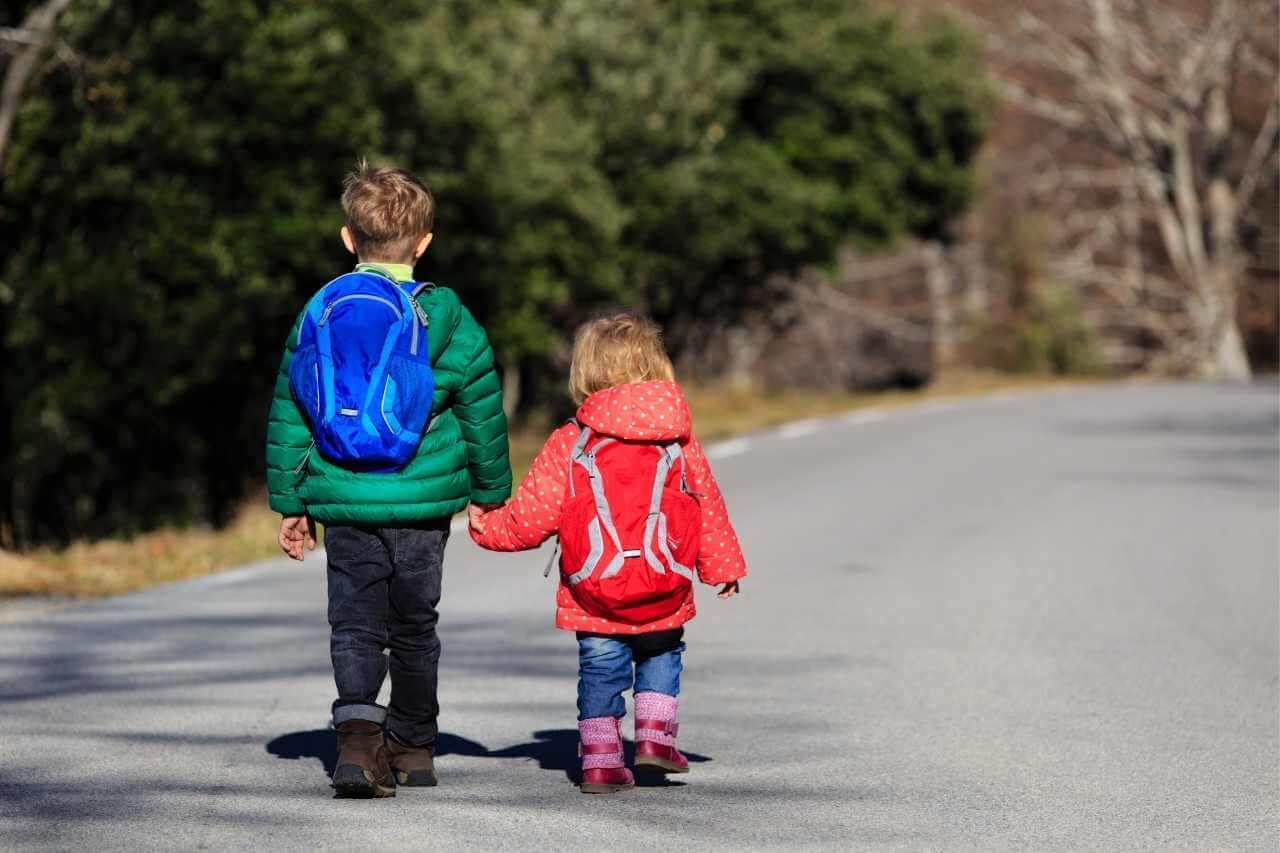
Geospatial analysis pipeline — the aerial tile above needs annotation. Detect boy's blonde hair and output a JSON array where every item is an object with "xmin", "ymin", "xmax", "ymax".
[
  {"xmin": 341, "ymin": 159, "xmax": 435, "ymax": 263},
  {"xmin": 569, "ymin": 313, "xmax": 675, "ymax": 403}
]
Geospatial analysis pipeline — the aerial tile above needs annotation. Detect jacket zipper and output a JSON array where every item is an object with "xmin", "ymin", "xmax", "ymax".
[{"xmin": 293, "ymin": 442, "xmax": 314, "ymax": 475}]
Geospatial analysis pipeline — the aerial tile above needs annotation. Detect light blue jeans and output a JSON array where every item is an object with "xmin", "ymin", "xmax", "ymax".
[{"xmin": 576, "ymin": 632, "xmax": 684, "ymax": 720}]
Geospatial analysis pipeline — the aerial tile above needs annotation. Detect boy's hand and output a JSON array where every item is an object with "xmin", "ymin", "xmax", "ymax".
[
  {"xmin": 278, "ymin": 515, "xmax": 316, "ymax": 561},
  {"xmin": 467, "ymin": 502, "xmax": 504, "ymax": 535},
  {"xmin": 717, "ymin": 581, "xmax": 740, "ymax": 599}
]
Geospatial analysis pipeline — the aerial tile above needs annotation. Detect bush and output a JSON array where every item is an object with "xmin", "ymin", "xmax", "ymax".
[
  {"xmin": 976, "ymin": 283, "xmax": 1104, "ymax": 376},
  {"xmin": 0, "ymin": 0, "xmax": 989, "ymax": 546}
]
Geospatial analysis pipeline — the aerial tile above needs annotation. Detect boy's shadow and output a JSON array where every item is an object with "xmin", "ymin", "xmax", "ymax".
[
  {"xmin": 265, "ymin": 729, "xmax": 487, "ymax": 778},
  {"xmin": 266, "ymin": 728, "xmax": 709, "ymax": 788}
]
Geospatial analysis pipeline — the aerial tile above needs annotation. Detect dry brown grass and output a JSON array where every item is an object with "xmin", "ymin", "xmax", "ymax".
[
  {"xmin": 0, "ymin": 501, "xmax": 281, "ymax": 599},
  {"xmin": 0, "ymin": 372, "xmax": 1095, "ymax": 599}
]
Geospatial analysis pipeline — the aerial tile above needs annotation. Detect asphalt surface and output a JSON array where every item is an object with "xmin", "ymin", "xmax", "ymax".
[{"xmin": 1, "ymin": 382, "xmax": 1276, "ymax": 850}]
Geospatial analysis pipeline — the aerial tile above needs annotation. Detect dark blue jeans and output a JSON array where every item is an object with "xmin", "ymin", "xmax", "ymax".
[
  {"xmin": 577, "ymin": 629, "xmax": 684, "ymax": 720},
  {"xmin": 325, "ymin": 521, "xmax": 449, "ymax": 747}
]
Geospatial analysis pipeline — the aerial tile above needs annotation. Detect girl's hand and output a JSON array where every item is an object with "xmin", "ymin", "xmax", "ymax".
[
  {"xmin": 468, "ymin": 502, "xmax": 502, "ymax": 535},
  {"xmin": 717, "ymin": 581, "xmax": 740, "ymax": 599}
]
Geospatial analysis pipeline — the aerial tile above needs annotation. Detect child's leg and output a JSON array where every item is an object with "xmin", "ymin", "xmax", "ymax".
[
  {"xmin": 326, "ymin": 525, "xmax": 397, "ymax": 796},
  {"xmin": 633, "ymin": 631, "xmax": 688, "ymax": 774},
  {"xmin": 383, "ymin": 520, "xmax": 449, "ymax": 748},
  {"xmin": 576, "ymin": 633, "xmax": 634, "ymax": 719},
  {"xmin": 325, "ymin": 526, "xmax": 394, "ymax": 727},
  {"xmin": 576, "ymin": 633, "xmax": 635, "ymax": 792},
  {"xmin": 632, "ymin": 629, "xmax": 684, "ymax": 699}
]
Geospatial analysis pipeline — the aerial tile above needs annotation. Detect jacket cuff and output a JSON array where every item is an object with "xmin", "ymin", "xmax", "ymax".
[
  {"xmin": 469, "ymin": 486, "xmax": 511, "ymax": 506},
  {"xmin": 700, "ymin": 565, "xmax": 747, "ymax": 585},
  {"xmin": 269, "ymin": 494, "xmax": 306, "ymax": 517}
]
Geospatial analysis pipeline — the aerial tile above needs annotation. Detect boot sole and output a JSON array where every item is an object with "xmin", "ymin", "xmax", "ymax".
[
  {"xmin": 580, "ymin": 781, "xmax": 635, "ymax": 794},
  {"xmin": 634, "ymin": 755, "xmax": 689, "ymax": 774},
  {"xmin": 332, "ymin": 764, "xmax": 396, "ymax": 798},
  {"xmin": 393, "ymin": 769, "xmax": 438, "ymax": 787}
]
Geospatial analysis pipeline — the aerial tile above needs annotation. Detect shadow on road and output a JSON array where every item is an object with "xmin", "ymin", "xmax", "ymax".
[
  {"xmin": 266, "ymin": 728, "xmax": 709, "ymax": 788},
  {"xmin": 1054, "ymin": 389, "xmax": 1280, "ymax": 493}
]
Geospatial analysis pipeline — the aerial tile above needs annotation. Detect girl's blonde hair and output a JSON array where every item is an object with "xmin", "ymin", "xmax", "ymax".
[{"xmin": 568, "ymin": 313, "xmax": 675, "ymax": 403}]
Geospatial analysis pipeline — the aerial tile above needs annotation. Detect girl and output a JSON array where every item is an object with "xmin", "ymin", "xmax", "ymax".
[{"xmin": 469, "ymin": 313, "xmax": 747, "ymax": 794}]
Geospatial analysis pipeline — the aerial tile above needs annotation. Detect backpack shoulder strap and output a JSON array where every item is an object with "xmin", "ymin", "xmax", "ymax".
[
  {"xmin": 645, "ymin": 438, "xmax": 696, "ymax": 584},
  {"xmin": 641, "ymin": 440, "xmax": 694, "ymax": 580},
  {"xmin": 657, "ymin": 441, "xmax": 689, "ymax": 494},
  {"xmin": 568, "ymin": 418, "xmax": 591, "ymax": 456},
  {"xmin": 402, "ymin": 281, "xmax": 432, "ymax": 328},
  {"xmin": 567, "ymin": 419, "xmax": 591, "ymax": 498},
  {"xmin": 565, "ymin": 422, "xmax": 625, "ymax": 579},
  {"xmin": 545, "ymin": 417, "xmax": 589, "ymax": 579}
]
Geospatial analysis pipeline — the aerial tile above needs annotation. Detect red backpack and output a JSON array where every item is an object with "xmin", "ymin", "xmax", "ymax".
[{"xmin": 556, "ymin": 423, "xmax": 701, "ymax": 626}]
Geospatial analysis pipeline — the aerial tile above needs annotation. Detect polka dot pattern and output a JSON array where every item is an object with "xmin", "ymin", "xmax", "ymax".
[{"xmin": 471, "ymin": 379, "xmax": 748, "ymax": 634}]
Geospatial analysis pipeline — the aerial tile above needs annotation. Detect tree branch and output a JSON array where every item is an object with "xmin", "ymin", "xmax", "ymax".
[
  {"xmin": 1236, "ymin": 87, "xmax": 1280, "ymax": 212},
  {"xmin": 0, "ymin": 0, "xmax": 77, "ymax": 168}
]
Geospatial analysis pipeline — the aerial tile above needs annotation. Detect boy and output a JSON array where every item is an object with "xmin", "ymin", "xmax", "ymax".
[{"xmin": 265, "ymin": 161, "xmax": 511, "ymax": 797}]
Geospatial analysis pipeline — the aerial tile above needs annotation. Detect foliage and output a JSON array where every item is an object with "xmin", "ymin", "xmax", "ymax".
[
  {"xmin": 0, "ymin": 0, "xmax": 408, "ymax": 543},
  {"xmin": 1007, "ymin": 285, "xmax": 1105, "ymax": 376},
  {"xmin": 974, "ymin": 215, "xmax": 1104, "ymax": 376},
  {"xmin": 0, "ymin": 0, "xmax": 989, "ymax": 546}
]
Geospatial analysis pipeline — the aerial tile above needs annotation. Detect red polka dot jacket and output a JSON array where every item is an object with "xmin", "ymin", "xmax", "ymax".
[{"xmin": 469, "ymin": 379, "xmax": 747, "ymax": 634}]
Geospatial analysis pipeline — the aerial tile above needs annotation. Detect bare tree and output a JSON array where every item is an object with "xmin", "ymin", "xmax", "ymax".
[
  {"xmin": 1, "ymin": 0, "xmax": 76, "ymax": 169},
  {"xmin": 971, "ymin": 0, "xmax": 1278, "ymax": 379}
]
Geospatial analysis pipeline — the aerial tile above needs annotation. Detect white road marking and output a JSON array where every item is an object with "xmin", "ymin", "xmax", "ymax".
[
  {"xmin": 187, "ymin": 565, "xmax": 268, "ymax": 587},
  {"xmin": 842, "ymin": 408, "xmax": 887, "ymax": 425},
  {"xmin": 775, "ymin": 419, "xmax": 824, "ymax": 439},
  {"xmin": 707, "ymin": 437, "xmax": 752, "ymax": 459},
  {"xmin": 906, "ymin": 399, "xmax": 961, "ymax": 415}
]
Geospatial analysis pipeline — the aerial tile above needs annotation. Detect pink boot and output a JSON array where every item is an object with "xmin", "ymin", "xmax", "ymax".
[
  {"xmin": 633, "ymin": 692, "xmax": 689, "ymax": 774},
  {"xmin": 578, "ymin": 717, "xmax": 635, "ymax": 794}
]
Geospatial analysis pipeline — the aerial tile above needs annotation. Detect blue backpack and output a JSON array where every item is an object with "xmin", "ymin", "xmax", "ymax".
[{"xmin": 288, "ymin": 270, "xmax": 435, "ymax": 472}]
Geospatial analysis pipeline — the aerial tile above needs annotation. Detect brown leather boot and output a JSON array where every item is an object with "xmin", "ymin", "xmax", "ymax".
[
  {"xmin": 385, "ymin": 736, "xmax": 438, "ymax": 787},
  {"xmin": 332, "ymin": 720, "xmax": 395, "ymax": 798}
]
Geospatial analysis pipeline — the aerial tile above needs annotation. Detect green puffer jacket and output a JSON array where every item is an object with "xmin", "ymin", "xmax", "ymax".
[{"xmin": 265, "ymin": 284, "xmax": 512, "ymax": 525}]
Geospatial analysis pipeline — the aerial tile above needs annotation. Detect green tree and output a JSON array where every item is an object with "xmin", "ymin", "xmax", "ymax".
[
  {"xmin": 0, "ymin": 0, "xmax": 414, "ymax": 544},
  {"xmin": 392, "ymin": 0, "xmax": 743, "ymax": 405},
  {"xmin": 665, "ymin": 0, "xmax": 988, "ymax": 312},
  {"xmin": 1, "ymin": 0, "xmax": 988, "ymax": 546}
]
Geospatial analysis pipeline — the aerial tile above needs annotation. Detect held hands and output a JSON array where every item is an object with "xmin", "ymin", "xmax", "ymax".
[
  {"xmin": 278, "ymin": 514, "xmax": 316, "ymax": 561},
  {"xmin": 467, "ymin": 501, "xmax": 505, "ymax": 535},
  {"xmin": 717, "ymin": 581, "xmax": 740, "ymax": 599}
]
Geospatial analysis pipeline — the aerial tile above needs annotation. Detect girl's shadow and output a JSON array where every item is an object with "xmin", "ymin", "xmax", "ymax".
[
  {"xmin": 266, "ymin": 728, "xmax": 709, "ymax": 788},
  {"xmin": 489, "ymin": 729, "xmax": 710, "ymax": 787}
]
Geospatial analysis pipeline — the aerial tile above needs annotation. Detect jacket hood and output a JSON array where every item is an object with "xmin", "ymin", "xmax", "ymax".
[{"xmin": 576, "ymin": 380, "xmax": 691, "ymax": 442}]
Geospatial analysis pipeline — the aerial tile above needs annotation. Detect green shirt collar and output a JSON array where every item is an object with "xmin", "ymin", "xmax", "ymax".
[{"xmin": 354, "ymin": 261, "xmax": 415, "ymax": 283}]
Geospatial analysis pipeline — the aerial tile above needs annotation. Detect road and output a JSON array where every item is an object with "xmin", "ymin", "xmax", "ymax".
[{"xmin": 1, "ymin": 382, "xmax": 1276, "ymax": 850}]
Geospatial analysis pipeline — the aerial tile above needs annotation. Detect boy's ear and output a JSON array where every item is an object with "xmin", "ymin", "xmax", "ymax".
[
  {"xmin": 414, "ymin": 233, "xmax": 433, "ymax": 260},
  {"xmin": 340, "ymin": 225, "xmax": 358, "ymax": 256}
]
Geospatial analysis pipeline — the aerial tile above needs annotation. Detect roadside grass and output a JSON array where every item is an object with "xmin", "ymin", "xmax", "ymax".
[
  {"xmin": 0, "ymin": 371, "xmax": 1093, "ymax": 600},
  {"xmin": 0, "ymin": 503, "xmax": 282, "ymax": 600}
]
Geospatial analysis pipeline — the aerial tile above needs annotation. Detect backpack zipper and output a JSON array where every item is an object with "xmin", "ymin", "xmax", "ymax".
[
  {"xmin": 318, "ymin": 293, "xmax": 425, "ymax": 356},
  {"xmin": 318, "ymin": 294, "xmax": 403, "ymax": 325}
]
